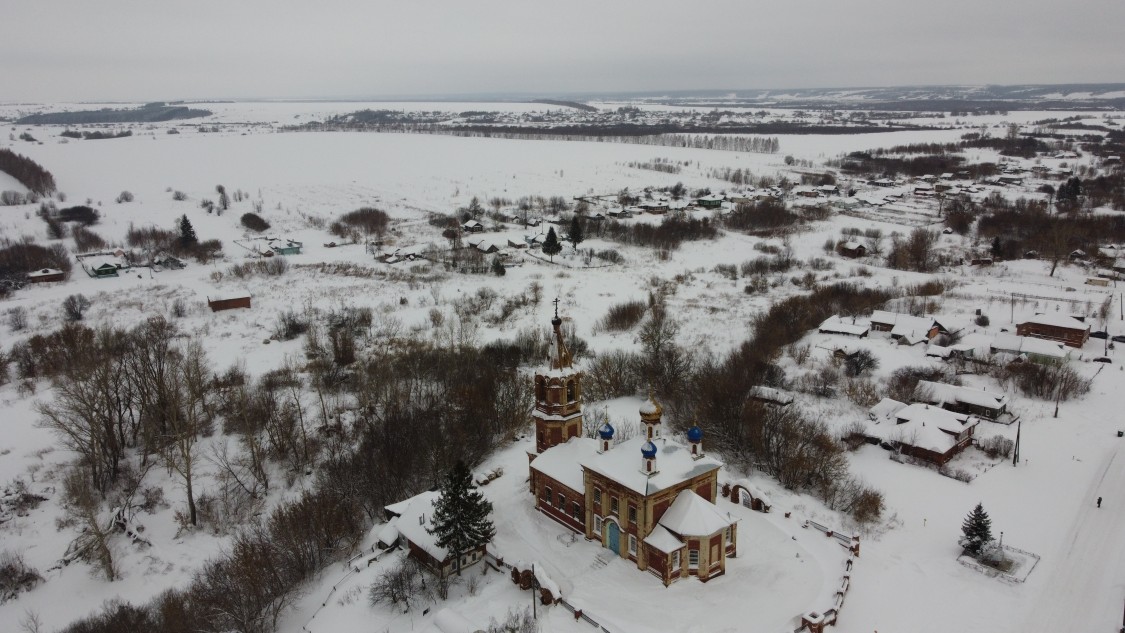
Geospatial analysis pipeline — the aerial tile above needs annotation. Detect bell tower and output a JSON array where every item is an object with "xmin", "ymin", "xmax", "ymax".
[{"xmin": 532, "ymin": 301, "xmax": 584, "ymax": 454}]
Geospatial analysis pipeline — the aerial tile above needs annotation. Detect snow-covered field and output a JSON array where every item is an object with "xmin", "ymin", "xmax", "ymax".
[{"xmin": 1, "ymin": 100, "xmax": 1124, "ymax": 633}]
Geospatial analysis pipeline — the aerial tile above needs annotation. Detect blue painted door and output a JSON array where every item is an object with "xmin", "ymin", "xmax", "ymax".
[{"xmin": 607, "ymin": 521, "xmax": 620, "ymax": 554}]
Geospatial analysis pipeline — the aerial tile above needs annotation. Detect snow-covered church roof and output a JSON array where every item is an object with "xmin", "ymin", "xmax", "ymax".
[
  {"xmin": 531, "ymin": 435, "xmax": 723, "ymax": 497},
  {"xmin": 658, "ymin": 489, "xmax": 735, "ymax": 537}
]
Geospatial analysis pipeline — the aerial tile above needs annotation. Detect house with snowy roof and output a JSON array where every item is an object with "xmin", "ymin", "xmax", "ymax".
[
  {"xmin": 818, "ymin": 315, "xmax": 869, "ymax": 338},
  {"xmin": 869, "ymin": 311, "xmax": 946, "ymax": 344},
  {"xmin": 865, "ymin": 400, "xmax": 979, "ymax": 466},
  {"xmin": 379, "ymin": 490, "xmax": 487, "ymax": 578},
  {"xmin": 914, "ymin": 380, "xmax": 1015, "ymax": 423},
  {"xmin": 1016, "ymin": 313, "xmax": 1090, "ymax": 348},
  {"xmin": 527, "ymin": 311, "xmax": 736, "ymax": 586},
  {"xmin": 990, "ymin": 333, "xmax": 1071, "ymax": 365},
  {"xmin": 267, "ymin": 238, "xmax": 303, "ymax": 255}
]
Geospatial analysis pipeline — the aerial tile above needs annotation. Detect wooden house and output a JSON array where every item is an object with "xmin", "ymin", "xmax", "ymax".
[
  {"xmin": 381, "ymin": 490, "xmax": 487, "ymax": 578},
  {"xmin": 818, "ymin": 315, "xmax": 869, "ymax": 338},
  {"xmin": 866, "ymin": 400, "xmax": 978, "ymax": 466},
  {"xmin": 461, "ymin": 219, "xmax": 485, "ymax": 233},
  {"xmin": 990, "ymin": 333, "xmax": 1070, "ymax": 364},
  {"xmin": 28, "ymin": 268, "xmax": 65, "ymax": 283},
  {"xmin": 267, "ymin": 239, "xmax": 303, "ymax": 255},
  {"xmin": 914, "ymin": 380, "xmax": 1014, "ymax": 422},
  {"xmin": 838, "ymin": 241, "xmax": 866, "ymax": 258},
  {"xmin": 1015, "ymin": 313, "xmax": 1090, "ymax": 348},
  {"xmin": 695, "ymin": 194, "xmax": 725, "ymax": 208}
]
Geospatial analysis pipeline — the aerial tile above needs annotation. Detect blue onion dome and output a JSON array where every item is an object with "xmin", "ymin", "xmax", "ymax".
[
  {"xmin": 598, "ymin": 422, "xmax": 615, "ymax": 440},
  {"xmin": 687, "ymin": 426, "xmax": 703, "ymax": 443},
  {"xmin": 641, "ymin": 441, "xmax": 658, "ymax": 459}
]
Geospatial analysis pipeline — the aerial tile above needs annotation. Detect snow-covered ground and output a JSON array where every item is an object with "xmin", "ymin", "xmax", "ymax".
[{"xmin": 1, "ymin": 100, "xmax": 1124, "ymax": 632}]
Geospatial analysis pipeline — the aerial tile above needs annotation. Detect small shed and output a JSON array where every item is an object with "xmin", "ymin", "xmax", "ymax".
[
  {"xmin": 838, "ymin": 241, "xmax": 867, "ymax": 258},
  {"xmin": 28, "ymin": 268, "xmax": 65, "ymax": 283},
  {"xmin": 207, "ymin": 293, "xmax": 252, "ymax": 312}
]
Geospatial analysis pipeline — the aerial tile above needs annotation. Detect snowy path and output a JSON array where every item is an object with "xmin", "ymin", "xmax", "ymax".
[{"xmin": 1021, "ymin": 441, "xmax": 1125, "ymax": 632}]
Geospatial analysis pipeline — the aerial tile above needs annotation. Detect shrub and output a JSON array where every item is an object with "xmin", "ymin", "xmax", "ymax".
[
  {"xmin": 72, "ymin": 225, "xmax": 107, "ymax": 252},
  {"xmin": 58, "ymin": 205, "xmax": 99, "ymax": 225},
  {"xmin": 62, "ymin": 294, "xmax": 91, "ymax": 321},
  {"xmin": 115, "ymin": 191, "xmax": 134, "ymax": 204},
  {"xmin": 240, "ymin": 213, "xmax": 270, "ymax": 232},
  {"xmin": 979, "ymin": 435, "xmax": 1014, "ymax": 459},
  {"xmin": 975, "ymin": 314, "xmax": 990, "ymax": 327},
  {"xmin": 333, "ymin": 207, "xmax": 390, "ymax": 239},
  {"xmin": 172, "ymin": 190, "xmax": 188, "ymax": 201},
  {"xmin": 0, "ymin": 550, "xmax": 43, "ymax": 603},
  {"xmin": 600, "ymin": 299, "xmax": 647, "ymax": 331},
  {"xmin": 272, "ymin": 310, "xmax": 307, "ymax": 340}
]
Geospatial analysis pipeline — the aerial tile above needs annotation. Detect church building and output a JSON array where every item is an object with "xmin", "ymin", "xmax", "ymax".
[{"xmin": 528, "ymin": 310, "xmax": 737, "ymax": 586}]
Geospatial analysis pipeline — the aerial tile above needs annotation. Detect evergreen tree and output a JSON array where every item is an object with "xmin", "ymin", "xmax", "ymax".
[
  {"xmin": 429, "ymin": 461, "xmax": 496, "ymax": 576},
  {"xmin": 542, "ymin": 227, "xmax": 562, "ymax": 262},
  {"xmin": 569, "ymin": 215, "xmax": 585, "ymax": 251},
  {"xmin": 959, "ymin": 502, "xmax": 992, "ymax": 556},
  {"xmin": 491, "ymin": 256, "xmax": 506, "ymax": 276},
  {"xmin": 179, "ymin": 214, "xmax": 197, "ymax": 246}
]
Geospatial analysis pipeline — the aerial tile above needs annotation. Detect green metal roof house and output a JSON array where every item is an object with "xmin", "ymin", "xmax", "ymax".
[{"xmin": 268, "ymin": 239, "xmax": 303, "ymax": 256}]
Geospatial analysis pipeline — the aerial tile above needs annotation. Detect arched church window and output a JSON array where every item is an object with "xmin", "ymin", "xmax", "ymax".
[
  {"xmin": 536, "ymin": 378, "xmax": 546, "ymax": 402},
  {"xmin": 566, "ymin": 380, "xmax": 576, "ymax": 403}
]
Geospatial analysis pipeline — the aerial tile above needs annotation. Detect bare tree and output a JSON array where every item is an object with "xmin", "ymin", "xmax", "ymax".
[
  {"xmin": 162, "ymin": 342, "xmax": 212, "ymax": 527},
  {"xmin": 368, "ymin": 556, "xmax": 430, "ymax": 612}
]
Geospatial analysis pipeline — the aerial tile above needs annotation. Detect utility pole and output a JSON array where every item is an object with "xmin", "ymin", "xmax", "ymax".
[{"xmin": 1013, "ymin": 419, "xmax": 1021, "ymax": 466}]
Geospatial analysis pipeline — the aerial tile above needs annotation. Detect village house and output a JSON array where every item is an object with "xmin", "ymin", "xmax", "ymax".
[
  {"xmin": 267, "ymin": 238, "xmax": 303, "ymax": 255},
  {"xmin": 990, "ymin": 333, "xmax": 1071, "ymax": 364},
  {"xmin": 378, "ymin": 491, "xmax": 486, "ymax": 578},
  {"xmin": 1015, "ymin": 313, "xmax": 1090, "ymax": 348},
  {"xmin": 749, "ymin": 385, "xmax": 795, "ymax": 407},
  {"xmin": 865, "ymin": 399, "xmax": 979, "ymax": 466},
  {"xmin": 695, "ymin": 193, "xmax": 725, "ymax": 208},
  {"xmin": 527, "ymin": 311, "xmax": 737, "ymax": 586},
  {"xmin": 818, "ymin": 315, "xmax": 869, "ymax": 338},
  {"xmin": 914, "ymin": 380, "xmax": 1015, "ymax": 423},
  {"xmin": 869, "ymin": 311, "xmax": 946, "ymax": 345},
  {"xmin": 461, "ymin": 219, "xmax": 485, "ymax": 233},
  {"xmin": 28, "ymin": 268, "xmax": 66, "ymax": 283}
]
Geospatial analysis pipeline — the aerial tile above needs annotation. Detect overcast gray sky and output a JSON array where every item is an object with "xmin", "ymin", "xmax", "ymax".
[{"xmin": 3, "ymin": 0, "xmax": 1123, "ymax": 102}]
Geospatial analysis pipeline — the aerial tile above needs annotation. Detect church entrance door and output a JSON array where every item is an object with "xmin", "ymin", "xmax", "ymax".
[{"xmin": 606, "ymin": 520, "xmax": 620, "ymax": 555}]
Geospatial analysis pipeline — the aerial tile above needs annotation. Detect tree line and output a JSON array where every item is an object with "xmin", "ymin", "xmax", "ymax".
[
  {"xmin": 35, "ymin": 314, "xmax": 531, "ymax": 633},
  {"xmin": 0, "ymin": 148, "xmax": 57, "ymax": 195}
]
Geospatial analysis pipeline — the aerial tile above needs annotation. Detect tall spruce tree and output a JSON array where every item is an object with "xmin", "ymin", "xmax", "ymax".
[
  {"xmin": 542, "ymin": 227, "xmax": 562, "ymax": 262},
  {"xmin": 179, "ymin": 214, "xmax": 197, "ymax": 246},
  {"xmin": 959, "ymin": 502, "xmax": 992, "ymax": 556},
  {"xmin": 569, "ymin": 215, "xmax": 585, "ymax": 251},
  {"xmin": 429, "ymin": 460, "xmax": 496, "ymax": 576}
]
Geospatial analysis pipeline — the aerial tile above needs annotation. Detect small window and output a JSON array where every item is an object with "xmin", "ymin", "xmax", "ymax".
[
  {"xmin": 671, "ymin": 550, "xmax": 681, "ymax": 571},
  {"xmin": 545, "ymin": 487, "xmax": 553, "ymax": 505},
  {"xmin": 558, "ymin": 492, "xmax": 565, "ymax": 508},
  {"xmin": 689, "ymin": 549, "xmax": 699, "ymax": 569},
  {"xmin": 594, "ymin": 488, "xmax": 601, "ymax": 504},
  {"xmin": 628, "ymin": 534, "xmax": 637, "ymax": 556},
  {"xmin": 594, "ymin": 515, "xmax": 603, "ymax": 533},
  {"xmin": 725, "ymin": 526, "xmax": 733, "ymax": 546},
  {"xmin": 572, "ymin": 501, "xmax": 581, "ymax": 520},
  {"xmin": 628, "ymin": 505, "xmax": 637, "ymax": 524},
  {"xmin": 611, "ymin": 497, "xmax": 619, "ymax": 516}
]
